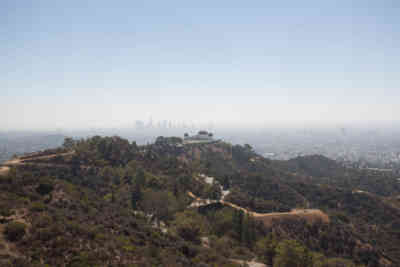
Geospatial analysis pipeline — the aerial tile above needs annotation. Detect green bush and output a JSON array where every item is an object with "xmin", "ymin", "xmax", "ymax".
[
  {"xmin": 33, "ymin": 214, "xmax": 53, "ymax": 228},
  {"xmin": 273, "ymin": 239, "xmax": 313, "ymax": 267},
  {"xmin": 176, "ymin": 220, "xmax": 201, "ymax": 243},
  {"xmin": 0, "ymin": 204, "xmax": 14, "ymax": 217},
  {"xmin": 36, "ymin": 183, "xmax": 54, "ymax": 196},
  {"xmin": 38, "ymin": 227, "xmax": 54, "ymax": 242},
  {"xmin": 4, "ymin": 221, "xmax": 26, "ymax": 242},
  {"xmin": 66, "ymin": 221, "xmax": 97, "ymax": 239},
  {"xmin": 30, "ymin": 201, "xmax": 46, "ymax": 212},
  {"xmin": 67, "ymin": 252, "xmax": 95, "ymax": 267}
]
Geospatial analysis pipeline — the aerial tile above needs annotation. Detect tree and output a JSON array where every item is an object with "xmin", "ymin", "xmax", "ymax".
[
  {"xmin": 36, "ymin": 182, "xmax": 54, "ymax": 195},
  {"xmin": 135, "ymin": 169, "xmax": 146, "ymax": 187},
  {"xmin": 177, "ymin": 175, "xmax": 190, "ymax": 191},
  {"xmin": 244, "ymin": 144, "xmax": 253, "ymax": 151},
  {"xmin": 131, "ymin": 183, "xmax": 142, "ymax": 210},
  {"xmin": 63, "ymin": 137, "xmax": 76, "ymax": 150},
  {"xmin": 99, "ymin": 166, "xmax": 120, "ymax": 203},
  {"xmin": 273, "ymin": 239, "xmax": 312, "ymax": 267},
  {"xmin": 206, "ymin": 183, "xmax": 222, "ymax": 200},
  {"xmin": 131, "ymin": 169, "xmax": 146, "ymax": 209},
  {"xmin": 243, "ymin": 212, "xmax": 256, "ymax": 248},
  {"xmin": 173, "ymin": 211, "xmax": 204, "ymax": 243},
  {"xmin": 5, "ymin": 222, "xmax": 26, "ymax": 242},
  {"xmin": 233, "ymin": 209, "xmax": 244, "ymax": 242},
  {"xmin": 256, "ymin": 234, "xmax": 279, "ymax": 266},
  {"xmin": 221, "ymin": 175, "xmax": 230, "ymax": 190},
  {"xmin": 141, "ymin": 190, "xmax": 177, "ymax": 223}
]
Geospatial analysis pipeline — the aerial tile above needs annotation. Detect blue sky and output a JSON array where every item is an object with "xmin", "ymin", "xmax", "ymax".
[{"xmin": 1, "ymin": 0, "xmax": 399, "ymax": 129}]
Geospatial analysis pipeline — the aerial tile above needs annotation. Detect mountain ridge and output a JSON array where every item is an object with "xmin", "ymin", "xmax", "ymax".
[{"xmin": 0, "ymin": 135, "xmax": 399, "ymax": 266}]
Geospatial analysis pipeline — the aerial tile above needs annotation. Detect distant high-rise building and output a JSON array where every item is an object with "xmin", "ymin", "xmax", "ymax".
[{"xmin": 135, "ymin": 120, "xmax": 145, "ymax": 130}]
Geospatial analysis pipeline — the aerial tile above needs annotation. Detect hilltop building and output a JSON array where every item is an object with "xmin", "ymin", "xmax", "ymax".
[{"xmin": 184, "ymin": 131, "xmax": 214, "ymax": 143}]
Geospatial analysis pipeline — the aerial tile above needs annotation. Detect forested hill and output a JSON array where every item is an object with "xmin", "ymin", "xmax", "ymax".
[
  {"xmin": 279, "ymin": 154, "xmax": 400, "ymax": 197},
  {"xmin": 0, "ymin": 135, "xmax": 400, "ymax": 266}
]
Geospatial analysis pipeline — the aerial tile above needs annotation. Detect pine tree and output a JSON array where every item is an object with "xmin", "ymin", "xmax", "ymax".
[
  {"xmin": 131, "ymin": 183, "xmax": 142, "ymax": 210},
  {"xmin": 131, "ymin": 169, "xmax": 145, "ymax": 209},
  {"xmin": 233, "ymin": 210, "xmax": 244, "ymax": 243}
]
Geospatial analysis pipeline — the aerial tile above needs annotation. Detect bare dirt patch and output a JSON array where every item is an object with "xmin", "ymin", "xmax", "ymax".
[
  {"xmin": 2, "ymin": 151, "xmax": 74, "ymax": 167},
  {"xmin": 0, "ymin": 151, "xmax": 75, "ymax": 173},
  {"xmin": 231, "ymin": 259, "xmax": 267, "ymax": 267},
  {"xmin": 0, "ymin": 166, "xmax": 10, "ymax": 176},
  {"xmin": 253, "ymin": 209, "xmax": 330, "ymax": 227}
]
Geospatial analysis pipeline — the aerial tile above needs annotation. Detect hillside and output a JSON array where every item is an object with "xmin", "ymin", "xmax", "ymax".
[
  {"xmin": 0, "ymin": 135, "xmax": 399, "ymax": 266},
  {"xmin": 280, "ymin": 155, "xmax": 400, "ymax": 196}
]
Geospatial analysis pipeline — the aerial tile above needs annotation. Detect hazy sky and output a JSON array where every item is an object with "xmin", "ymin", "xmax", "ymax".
[{"xmin": 1, "ymin": 0, "xmax": 399, "ymax": 130}]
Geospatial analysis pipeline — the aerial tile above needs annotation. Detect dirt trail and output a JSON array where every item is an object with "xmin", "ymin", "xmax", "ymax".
[
  {"xmin": 0, "ymin": 166, "xmax": 10, "ymax": 176},
  {"xmin": 187, "ymin": 191, "xmax": 329, "ymax": 225},
  {"xmin": 231, "ymin": 259, "xmax": 267, "ymax": 267},
  {"xmin": 4, "ymin": 151, "xmax": 75, "ymax": 165},
  {"xmin": 1, "ymin": 151, "xmax": 74, "ymax": 166},
  {"xmin": 0, "ymin": 151, "xmax": 75, "ymax": 176}
]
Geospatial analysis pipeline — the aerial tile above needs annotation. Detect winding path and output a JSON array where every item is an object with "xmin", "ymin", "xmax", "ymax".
[{"xmin": 187, "ymin": 191, "xmax": 329, "ymax": 225}]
